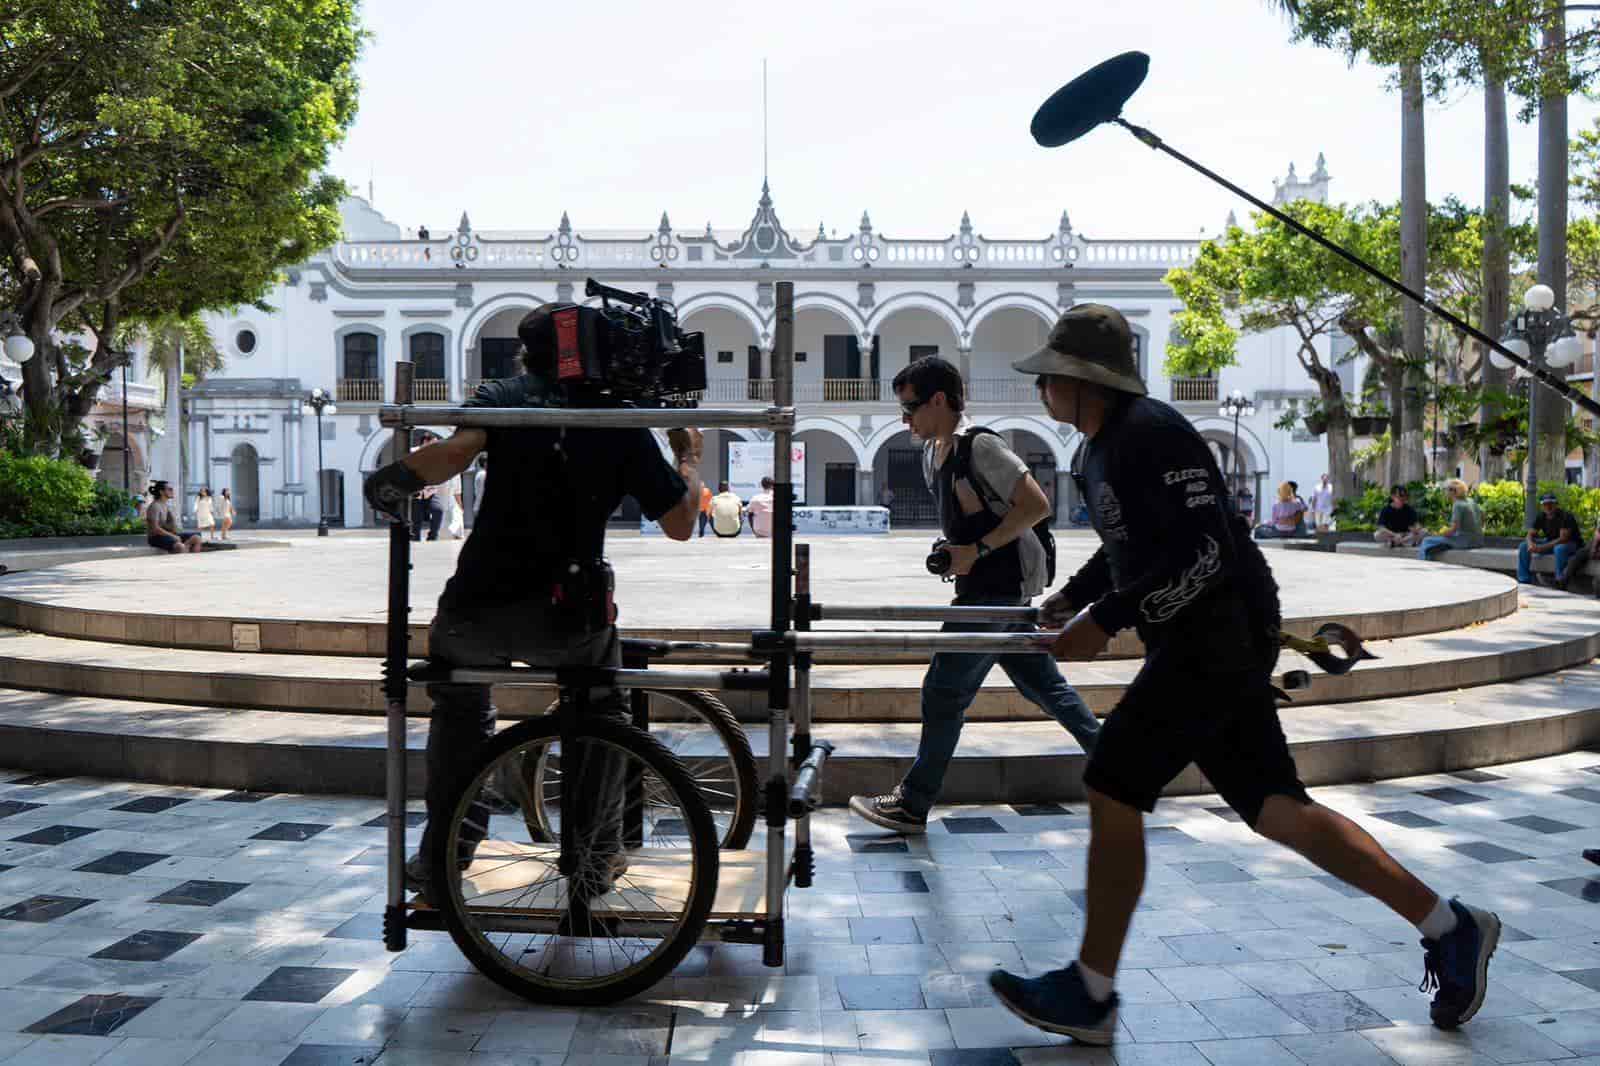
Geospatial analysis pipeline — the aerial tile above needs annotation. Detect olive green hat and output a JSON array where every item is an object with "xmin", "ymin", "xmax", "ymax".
[{"xmin": 1011, "ymin": 303, "xmax": 1146, "ymax": 396}]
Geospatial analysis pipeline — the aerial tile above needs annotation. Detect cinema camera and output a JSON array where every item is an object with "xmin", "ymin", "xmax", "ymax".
[{"xmin": 521, "ymin": 278, "xmax": 708, "ymax": 407}]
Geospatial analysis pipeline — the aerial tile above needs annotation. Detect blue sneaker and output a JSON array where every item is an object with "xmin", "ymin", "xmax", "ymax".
[
  {"xmin": 989, "ymin": 963, "xmax": 1118, "ymax": 1045},
  {"xmin": 1419, "ymin": 898, "xmax": 1500, "ymax": 1029}
]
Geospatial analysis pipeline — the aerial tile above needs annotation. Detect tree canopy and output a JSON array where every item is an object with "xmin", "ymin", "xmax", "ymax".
[{"xmin": 0, "ymin": 0, "xmax": 362, "ymax": 454}]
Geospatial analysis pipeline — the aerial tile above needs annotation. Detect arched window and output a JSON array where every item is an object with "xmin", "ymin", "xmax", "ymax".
[
  {"xmin": 410, "ymin": 332, "xmax": 445, "ymax": 380},
  {"xmin": 343, "ymin": 332, "xmax": 379, "ymax": 380}
]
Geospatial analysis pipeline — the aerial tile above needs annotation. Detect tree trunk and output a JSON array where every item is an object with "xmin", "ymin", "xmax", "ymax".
[
  {"xmin": 1535, "ymin": 12, "xmax": 1570, "ymax": 495},
  {"xmin": 1479, "ymin": 63, "xmax": 1511, "ymax": 483},
  {"xmin": 1385, "ymin": 360, "xmax": 1404, "ymax": 487},
  {"xmin": 1399, "ymin": 60, "xmax": 1429, "ymax": 483},
  {"xmin": 1317, "ymin": 366, "xmax": 1356, "ymax": 499}
]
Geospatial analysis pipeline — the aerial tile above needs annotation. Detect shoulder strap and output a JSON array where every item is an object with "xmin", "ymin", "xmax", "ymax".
[{"xmin": 956, "ymin": 426, "xmax": 1005, "ymax": 510}]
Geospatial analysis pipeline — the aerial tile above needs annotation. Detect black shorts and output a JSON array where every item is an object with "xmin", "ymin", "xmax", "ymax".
[
  {"xmin": 1082, "ymin": 654, "xmax": 1308, "ymax": 826},
  {"xmin": 148, "ymin": 532, "xmax": 180, "ymax": 551}
]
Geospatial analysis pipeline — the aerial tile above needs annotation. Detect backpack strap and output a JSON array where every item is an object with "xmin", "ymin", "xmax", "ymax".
[{"xmin": 955, "ymin": 426, "xmax": 1006, "ymax": 515}]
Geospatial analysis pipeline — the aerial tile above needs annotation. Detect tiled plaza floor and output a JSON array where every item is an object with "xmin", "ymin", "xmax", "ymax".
[{"xmin": 8, "ymin": 757, "xmax": 1600, "ymax": 1064}]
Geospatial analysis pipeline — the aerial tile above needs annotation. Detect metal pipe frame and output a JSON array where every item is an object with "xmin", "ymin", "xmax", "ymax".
[
  {"xmin": 764, "ymin": 280, "xmax": 796, "ymax": 967},
  {"xmin": 792, "ymin": 543, "xmax": 814, "ymax": 885},
  {"xmin": 383, "ymin": 361, "xmax": 416, "ymax": 952},
  {"xmin": 813, "ymin": 604, "xmax": 1040, "ymax": 624},
  {"xmin": 447, "ymin": 667, "xmax": 769, "ymax": 690},
  {"xmin": 791, "ymin": 631, "xmax": 1057, "ymax": 654},
  {"xmin": 379, "ymin": 405, "xmax": 793, "ymax": 431}
]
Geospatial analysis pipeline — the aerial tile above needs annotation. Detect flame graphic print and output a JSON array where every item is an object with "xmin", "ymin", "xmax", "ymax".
[{"xmin": 1139, "ymin": 534, "xmax": 1222, "ymax": 623}]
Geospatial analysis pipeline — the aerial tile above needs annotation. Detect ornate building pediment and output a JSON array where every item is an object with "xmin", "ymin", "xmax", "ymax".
[{"xmin": 716, "ymin": 181, "xmax": 809, "ymax": 262}]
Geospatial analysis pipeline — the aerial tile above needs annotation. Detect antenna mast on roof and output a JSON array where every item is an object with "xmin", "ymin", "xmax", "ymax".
[{"xmin": 763, "ymin": 59, "xmax": 769, "ymax": 188}]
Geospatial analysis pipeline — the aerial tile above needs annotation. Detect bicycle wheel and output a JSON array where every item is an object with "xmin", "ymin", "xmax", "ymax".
[
  {"xmin": 431, "ymin": 715, "xmax": 719, "ymax": 1006},
  {"xmin": 534, "ymin": 690, "xmax": 757, "ymax": 849}
]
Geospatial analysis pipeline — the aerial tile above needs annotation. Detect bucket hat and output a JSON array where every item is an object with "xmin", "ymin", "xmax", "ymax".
[{"xmin": 1011, "ymin": 303, "xmax": 1146, "ymax": 396}]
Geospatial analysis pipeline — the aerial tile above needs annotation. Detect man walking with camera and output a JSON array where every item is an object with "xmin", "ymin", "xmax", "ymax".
[
  {"xmin": 364, "ymin": 301, "xmax": 704, "ymax": 900},
  {"xmin": 848, "ymin": 357, "xmax": 1099, "ymax": 834},
  {"xmin": 987, "ymin": 304, "xmax": 1498, "ymax": 1045}
]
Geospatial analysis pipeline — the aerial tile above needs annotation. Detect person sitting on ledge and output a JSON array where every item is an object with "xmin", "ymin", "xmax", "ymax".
[
  {"xmin": 1558, "ymin": 515, "xmax": 1600, "ymax": 594},
  {"xmin": 1419, "ymin": 479, "xmax": 1484, "ymax": 561},
  {"xmin": 1518, "ymin": 492, "xmax": 1579, "ymax": 585},
  {"xmin": 145, "ymin": 481, "xmax": 201, "ymax": 554},
  {"xmin": 1375, "ymin": 485, "xmax": 1424, "ymax": 548},
  {"xmin": 1254, "ymin": 481, "xmax": 1306, "ymax": 538}
]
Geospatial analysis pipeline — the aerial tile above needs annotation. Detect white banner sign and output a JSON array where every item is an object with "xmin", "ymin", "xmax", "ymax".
[{"xmin": 727, "ymin": 441, "xmax": 805, "ymax": 503}]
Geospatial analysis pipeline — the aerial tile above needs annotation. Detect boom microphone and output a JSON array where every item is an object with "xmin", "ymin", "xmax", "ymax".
[{"xmin": 1033, "ymin": 53, "xmax": 1600, "ymax": 420}]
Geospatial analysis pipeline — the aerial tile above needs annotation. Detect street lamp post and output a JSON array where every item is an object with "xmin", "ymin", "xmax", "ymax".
[
  {"xmin": 1492, "ymin": 284, "xmax": 1583, "ymax": 530},
  {"xmin": 1218, "ymin": 388, "xmax": 1256, "ymax": 513},
  {"xmin": 119, "ymin": 352, "xmax": 130, "ymax": 493},
  {"xmin": 301, "ymin": 388, "xmax": 338, "ymax": 536}
]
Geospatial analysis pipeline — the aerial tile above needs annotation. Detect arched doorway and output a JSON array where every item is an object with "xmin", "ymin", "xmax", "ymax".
[
  {"xmin": 1201, "ymin": 429, "xmax": 1265, "ymax": 523},
  {"xmin": 970, "ymin": 307, "xmax": 1052, "ymax": 401},
  {"xmin": 1007, "ymin": 428, "xmax": 1060, "ymax": 521},
  {"xmin": 873, "ymin": 430, "xmax": 937, "ymax": 527},
  {"xmin": 231, "ymin": 443, "xmax": 260, "ymax": 523}
]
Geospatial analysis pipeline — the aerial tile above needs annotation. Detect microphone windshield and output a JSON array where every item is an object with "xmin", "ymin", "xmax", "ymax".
[{"xmin": 1031, "ymin": 51, "xmax": 1151, "ymax": 147}]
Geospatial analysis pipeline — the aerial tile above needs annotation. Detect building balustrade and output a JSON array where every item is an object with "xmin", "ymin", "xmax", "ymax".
[
  {"xmin": 1170, "ymin": 377, "xmax": 1219, "ymax": 403},
  {"xmin": 967, "ymin": 378, "xmax": 1039, "ymax": 404},
  {"xmin": 413, "ymin": 378, "xmax": 449, "ymax": 403},
  {"xmin": 336, "ymin": 378, "xmax": 383, "ymax": 403}
]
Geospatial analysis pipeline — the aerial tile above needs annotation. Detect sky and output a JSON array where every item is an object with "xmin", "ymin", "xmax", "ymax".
[{"xmin": 327, "ymin": 0, "xmax": 1600, "ymax": 243}]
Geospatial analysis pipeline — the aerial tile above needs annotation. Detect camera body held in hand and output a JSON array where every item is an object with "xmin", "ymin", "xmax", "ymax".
[
  {"xmin": 518, "ymin": 279, "xmax": 706, "ymax": 408},
  {"xmin": 926, "ymin": 537, "xmax": 956, "ymax": 580}
]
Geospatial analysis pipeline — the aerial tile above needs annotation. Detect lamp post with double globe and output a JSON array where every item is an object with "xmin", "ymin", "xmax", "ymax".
[
  {"xmin": 1490, "ymin": 284, "xmax": 1583, "ymax": 530},
  {"xmin": 1218, "ymin": 388, "xmax": 1256, "ymax": 510},
  {"xmin": 300, "ymin": 388, "xmax": 338, "ymax": 536}
]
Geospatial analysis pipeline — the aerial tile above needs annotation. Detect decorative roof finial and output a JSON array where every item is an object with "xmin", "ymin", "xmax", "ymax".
[
  {"xmin": 960, "ymin": 210, "xmax": 973, "ymax": 237},
  {"xmin": 558, "ymin": 211, "xmax": 572, "ymax": 236},
  {"xmin": 457, "ymin": 212, "xmax": 471, "ymax": 235},
  {"xmin": 1312, "ymin": 152, "xmax": 1329, "ymax": 181},
  {"xmin": 1058, "ymin": 210, "xmax": 1072, "ymax": 237},
  {"xmin": 859, "ymin": 210, "xmax": 873, "ymax": 235},
  {"xmin": 658, "ymin": 212, "xmax": 672, "ymax": 236}
]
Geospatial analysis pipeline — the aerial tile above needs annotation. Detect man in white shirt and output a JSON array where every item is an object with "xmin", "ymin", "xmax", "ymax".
[{"xmin": 710, "ymin": 482, "xmax": 744, "ymax": 537}]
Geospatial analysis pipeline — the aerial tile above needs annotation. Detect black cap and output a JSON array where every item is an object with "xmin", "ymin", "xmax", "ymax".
[
  {"xmin": 1391, "ymin": 485, "xmax": 1409, "ymax": 495},
  {"xmin": 1540, "ymin": 493, "xmax": 1559, "ymax": 504}
]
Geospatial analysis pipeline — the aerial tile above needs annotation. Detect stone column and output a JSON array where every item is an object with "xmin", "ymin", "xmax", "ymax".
[
  {"xmin": 283, "ymin": 411, "xmax": 303, "ymax": 488},
  {"xmin": 958, "ymin": 346, "xmax": 973, "ymax": 384},
  {"xmin": 185, "ymin": 415, "xmax": 208, "ymax": 523},
  {"xmin": 858, "ymin": 467, "xmax": 874, "ymax": 508}
]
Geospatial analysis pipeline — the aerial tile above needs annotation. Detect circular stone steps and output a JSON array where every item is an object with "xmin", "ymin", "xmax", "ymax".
[
  {"xmin": 0, "ymin": 663, "xmax": 1595, "ymax": 805},
  {"xmin": 0, "ymin": 588, "xmax": 1589, "ymax": 720}
]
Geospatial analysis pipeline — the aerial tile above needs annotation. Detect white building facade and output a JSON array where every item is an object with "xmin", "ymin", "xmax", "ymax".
[{"xmin": 175, "ymin": 167, "xmax": 1344, "ymax": 529}]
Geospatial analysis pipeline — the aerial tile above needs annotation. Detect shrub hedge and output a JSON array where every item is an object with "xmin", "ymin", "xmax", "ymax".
[
  {"xmin": 0, "ymin": 453, "xmax": 143, "ymax": 539},
  {"xmin": 1332, "ymin": 479, "xmax": 1599, "ymax": 537}
]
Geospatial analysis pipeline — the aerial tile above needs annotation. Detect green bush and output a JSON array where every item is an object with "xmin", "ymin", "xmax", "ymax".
[
  {"xmin": 0, "ymin": 453, "xmax": 142, "ymax": 538},
  {"xmin": 1331, "ymin": 478, "xmax": 1600, "ymax": 537},
  {"xmin": 1332, "ymin": 479, "xmax": 1450, "ymax": 533}
]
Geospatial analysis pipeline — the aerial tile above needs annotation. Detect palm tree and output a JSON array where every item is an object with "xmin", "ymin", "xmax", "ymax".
[{"xmin": 115, "ymin": 313, "xmax": 223, "ymax": 502}]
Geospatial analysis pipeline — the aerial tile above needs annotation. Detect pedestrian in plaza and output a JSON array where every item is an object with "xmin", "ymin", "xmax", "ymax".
[
  {"xmin": 362, "ymin": 300, "xmax": 704, "ymax": 902},
  {"xmin": 1558, "ymin": 513, "xmax": 1600, "ymax": 594},
  {"xmin": 1375, "ymin": 485, "xmax": 1425, "ymax": 548},
  {"xmin": 709, "ymin": 481, "xmax": 743, "ymax": 537},
  {"xmin": 987, "ymin": 303, "xmax": 1498, "ymax": 1045},
  {"xmin": 697, "ymin": 482, "xmax": 713, "ymax": 537},
  {"xmin": 410, "ymin": 432, "xmax": 446, "ymax": 542},
  {"xmin": 1518, "ymin": 493, "xmax": 1580, "ymax": 586},
  {"xmin": 848, "ymin": 357, "xmax": 1099, "ymax": 835},
  {"xmin": 1255, "ymin": 481, "xmax": 1305, "ymax": 538},
  {"xmin": 442, "ymin": 471, "xmax": 466, "ymax": 540},
  {"xmin": 1419, "ymin": 479, "xmax": 1484, "ymax": 562},
  {"xmin": 1236, "ymin": 483, "xmax": 1255, "ymax": 526},
  {"xmin": 1312, "ymin": 473, "xmax": 1335, "ymax": 532},
  {"xmin": 146, "ymin": 481, "xmax": 201, "ymax": 554},
  {"xmin": 216, "ymin": 488, "xmax": 235, "ymax": 540},
  {"xmin": 1288, "ymin": 480, "xmax": 1310, "ymax": 536},
  {"xmin": 195, "ymin": 489, "xmax": 215, "ymax": 541},
  {"xmin": 747, "ymin": 476, "xmax": 776, "ymax": 538}
]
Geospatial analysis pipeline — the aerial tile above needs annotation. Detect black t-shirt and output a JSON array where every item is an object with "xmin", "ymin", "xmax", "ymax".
[
  {"xmin": 439, "ymin": 375, "xmax": 686, "ymax": 607},
  {"xmin": 1532, "ymin": 508, "xmax": 1580, "ymax": 543},
  {"xmin": 1062, "ymin": 395, "xmax": 1279, "ymax": 669},
  {"xmin": 1377, "ymin": 503, "xmax": 1418, "ymax": 534}
]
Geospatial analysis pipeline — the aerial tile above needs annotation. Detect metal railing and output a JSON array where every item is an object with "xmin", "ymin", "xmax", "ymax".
[
  {"xmin": 337, "ymin": 378, "xmax": 383, "ymax": 403},
  {"xmin": 967, "ymin": 378, "xmax": 1038, "ymax": 403},
  {"xmin": 413, "ymin": 378, "xmax": 448, "ymax": 403},
  {"xmin": 1170, "ymin": 377, "xmax": 1219, "ymax": 403}
]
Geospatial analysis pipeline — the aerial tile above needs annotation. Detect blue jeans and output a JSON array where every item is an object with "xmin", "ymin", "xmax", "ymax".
[
  {"xmin": 900, "ymin": 595, "xmax": 1100, "ymax": 817},
  {"xmin": 1418, "ymin": 535, "xmax": 1458, "ymax": 561},
  {"xmin": 1518, "ymin": 539, "xmax": 1576, "ymax": 583}
]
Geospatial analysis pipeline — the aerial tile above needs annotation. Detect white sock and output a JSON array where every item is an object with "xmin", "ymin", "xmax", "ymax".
[
  {"xmin": 1075, "ymin": 959, "xmax": 1114, "ymax": 1002},
  {"xmin": 1417, "ymin": 895, "xmax": 1458, "ymax": 940}
]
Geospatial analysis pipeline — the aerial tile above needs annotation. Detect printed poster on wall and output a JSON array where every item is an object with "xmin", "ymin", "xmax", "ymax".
[{"xmin": 727, "ymin": 441, "xmax": 805, "ymax": 503}]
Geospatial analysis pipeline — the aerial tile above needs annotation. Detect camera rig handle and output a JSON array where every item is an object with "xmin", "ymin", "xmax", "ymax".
[{"xmin": 585, "ymin": 277, "xmax": 650, "ymax": 308}]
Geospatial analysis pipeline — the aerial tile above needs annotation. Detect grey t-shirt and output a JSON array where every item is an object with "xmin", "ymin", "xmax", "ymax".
[
  {"xmin": 922, "ymin": 420, "xmax": 1048, "ymax": 596},
  {"xmin": 1451, "ymin": 498, "xmax": 1484, "ymax": 547}
]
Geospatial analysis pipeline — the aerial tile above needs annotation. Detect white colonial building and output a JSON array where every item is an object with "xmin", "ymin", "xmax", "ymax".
[{"xmin": 95, "ymin": 160, "xmax": 1355, "ymax": 528}]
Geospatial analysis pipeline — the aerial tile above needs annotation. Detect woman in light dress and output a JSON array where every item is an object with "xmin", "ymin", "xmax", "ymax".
[
  {"xmin": 443, "ymin": 473, "xmax": 465, "ymax": 539},
  {"xmin": 195, "ymin": 489, "xmax": 215, "ymax": 541},
  {"xmin": 216, "ymin": 488, "xmax": 235, "ymax": 540}
]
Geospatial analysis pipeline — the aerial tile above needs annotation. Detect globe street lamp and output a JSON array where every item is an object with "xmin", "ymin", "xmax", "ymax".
[
  {"xmin": 301, "ymin": 388, "xmax": 338, "ymax": 536},
  {"xmin": 1491, "ymin": 283, "xmax": 1583, "ymax": 530},
  {"xmin": 1218, "ymin": 388, "xmax": 1256, "ymax": 510}
]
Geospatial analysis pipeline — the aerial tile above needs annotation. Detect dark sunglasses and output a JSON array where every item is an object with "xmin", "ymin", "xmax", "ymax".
[{"xmin": 899, "ymin": 396, "xmax": 929, "ymax": 416}]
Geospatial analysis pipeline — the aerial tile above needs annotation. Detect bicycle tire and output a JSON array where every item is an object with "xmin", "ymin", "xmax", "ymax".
[
  {"xmin": 430, "ymin": 714, "xmax": 719, "ymax": 1006},
  {"xmin": 535, "ymin": 690, "xmax": 757, "ymax": 849}
]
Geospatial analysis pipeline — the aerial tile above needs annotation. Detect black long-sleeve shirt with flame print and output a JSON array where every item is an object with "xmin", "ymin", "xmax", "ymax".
[{"xmin": 1061, "ymin": 395, "xmax": 1279, "ymax": 667}]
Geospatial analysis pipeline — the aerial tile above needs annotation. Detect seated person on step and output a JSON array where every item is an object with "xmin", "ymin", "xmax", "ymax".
[
  {"xmin": 1374, "ymin": 485, "xmax": 1424, "ymax": 548},
  {"xmin": 1518, "ymin": 493, "xmax": 1579, "ymax": 585}
]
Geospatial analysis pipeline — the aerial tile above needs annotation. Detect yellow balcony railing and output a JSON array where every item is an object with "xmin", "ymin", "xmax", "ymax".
[
  {"xmin": 337, "ymin": 378, "xmax": 382, "ymax": 403},
  {"xmin": 1171, "ymin": 377, "xmax": 1219, "ymax": 403},
  {"xmin": 414, "ymin": 378, "xmax": 448, "ymax": 403}
]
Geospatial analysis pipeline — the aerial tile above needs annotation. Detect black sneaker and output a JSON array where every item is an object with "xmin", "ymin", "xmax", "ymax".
[
  {"xmin": 989, "ymin": 964, "xmax": 1119, "ymax": 1045},
  {"xmin": 848, "ymin": 788, "xmax": 928, "ymax": 835},
  {"xmin": 1420, "ymin": 898, "xmax": 1500, "ymax": 1029}
]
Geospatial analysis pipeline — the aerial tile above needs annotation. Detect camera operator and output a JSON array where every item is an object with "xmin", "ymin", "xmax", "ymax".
[
  {"xmin": 987, "ymin": 304, "xmax": 1497, "ymax": 1045},
  {"xmin": 848, "ymin": 357, "xmax": 1099, "ymax": 835},
  {"xmin": 363, "ymin": 302, "xmax": 703, "ymax": 901}
]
